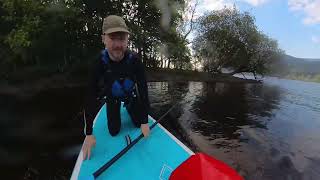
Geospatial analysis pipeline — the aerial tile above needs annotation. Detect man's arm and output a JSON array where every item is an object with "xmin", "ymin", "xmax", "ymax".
[
  {"xmin": 83, "ymin": 56, "xmax": 104, "ymax": 135},
  {"xmin": 134, "ymin": 55, "xmax": 150, "ymax": 124}
]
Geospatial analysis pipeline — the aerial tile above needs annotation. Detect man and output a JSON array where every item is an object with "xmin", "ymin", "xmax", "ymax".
[{"xmin": 82, "ymin": 15, "xmax": 150, "ymax": 160}]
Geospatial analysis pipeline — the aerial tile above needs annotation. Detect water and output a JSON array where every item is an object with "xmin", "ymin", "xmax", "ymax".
[
  {"xmin": 1, "ymin": 78, "xmax": 320, "ymax": 179},
  {"xmin": 148, "ymin": 79, "xmax": 320, "ymax": 180},
  {"xmin": 0, "ymin": 87, "xmax": 86, "ymax": 179}
]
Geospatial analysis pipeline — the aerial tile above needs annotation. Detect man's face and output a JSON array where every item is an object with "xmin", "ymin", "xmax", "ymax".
[{"xmin": 103, "ymin": 32, "xmax": 129, "ymax": 62}]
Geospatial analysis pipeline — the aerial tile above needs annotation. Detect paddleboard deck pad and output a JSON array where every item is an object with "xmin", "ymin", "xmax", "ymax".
[{"xmin": 71, "ymin": 104, "xmax": 193, "ymax": 180}]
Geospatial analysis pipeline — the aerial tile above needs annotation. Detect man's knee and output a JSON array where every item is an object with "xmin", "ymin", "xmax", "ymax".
[
  {"xmin": 108, "ymin": 126, "xmax": 120, "ymax": 136},
  {"xmin": 132, "ymin": 119, "xmax": 141, "ymax": 128},
  {"xmin": 107, "ymin": 116, "xmax": 121, "ymax": 136}
]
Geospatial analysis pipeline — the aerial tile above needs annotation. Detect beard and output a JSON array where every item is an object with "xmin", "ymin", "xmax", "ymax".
[{"xmin": 109, "ymin": 49, "xmax": 125, "ymax": 62}]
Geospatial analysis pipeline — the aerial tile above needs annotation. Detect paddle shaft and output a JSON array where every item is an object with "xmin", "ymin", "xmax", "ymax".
[{"xmin": 93, "ymin": 103, "xmax": 178, "ymax": 178}]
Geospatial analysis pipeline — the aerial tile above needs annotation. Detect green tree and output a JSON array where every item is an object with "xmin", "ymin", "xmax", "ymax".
[
  {"xmin": 193, "ymin": 7, "xmax": 283, "ymax": 77},
  {"xmin": 1, "ymin": 0, "xmax": 191, "ymax": 81},
  {"xmin": 1, "ymin": 0, "xmax": 44, "ymax": 70}
]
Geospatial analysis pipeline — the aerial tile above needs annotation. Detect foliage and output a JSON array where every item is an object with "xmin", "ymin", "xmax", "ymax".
[
  {"xmin": 0, "ymin": 0, "xmax": 192, "ymax": 81},
  {"xmin": 193, "ymin": 7, "xmax": 283, "ymax": 76}
]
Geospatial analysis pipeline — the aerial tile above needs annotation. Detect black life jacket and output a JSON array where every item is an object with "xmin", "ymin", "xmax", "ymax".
[{"xmin": 101, "ymin": 49, "xmax": 136, "ymax": 100}]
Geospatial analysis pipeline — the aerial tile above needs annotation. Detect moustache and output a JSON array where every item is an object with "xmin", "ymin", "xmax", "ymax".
[{"xmin": 112, "ymin": 48, "xmax": 124, "ymax": 51}]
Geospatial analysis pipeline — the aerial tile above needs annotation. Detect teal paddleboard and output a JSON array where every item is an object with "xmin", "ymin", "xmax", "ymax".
[{"xmin": 71, "ymin": 103, "xmax": 193, "ymax": 180}]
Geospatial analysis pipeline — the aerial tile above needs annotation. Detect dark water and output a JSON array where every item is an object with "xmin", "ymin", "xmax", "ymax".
[
  {"xmin": 1, "ymin": 78, "xmax": 320, "ymax": 179},
  {"xmin": 0, "ymin": 87, "xmax": 86, "ymax": 179}
]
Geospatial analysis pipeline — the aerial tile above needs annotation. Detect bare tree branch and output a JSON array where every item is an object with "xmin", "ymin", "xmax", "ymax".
[{"xmin": 183, "ymin": 0, "xmax": 199, "ymax": 41}]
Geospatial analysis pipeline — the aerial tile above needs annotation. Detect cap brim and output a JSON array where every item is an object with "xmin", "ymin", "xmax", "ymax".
[{"xmin": 104, "ymin": 27, "xmax": 130, "ymax": 34}]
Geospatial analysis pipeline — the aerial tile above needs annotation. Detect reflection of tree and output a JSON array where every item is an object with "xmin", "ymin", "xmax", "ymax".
[
  {"xmin": 245, "ymin": 84, "xmax": 282, "ymax": 124},
  {"xmin": 165, "ymin": 81, "xmax": 190, "ymax": 122},
  {"xmin": 149, "ymin": 81, "xmax": 189, "ymax": 118},
  {"xmin": 166, "ymin": 81, "xmax": 199, "ymax": 151},
  {"xmin": 191, "ymin": 82, "xmax": 282, "ymax": 140},
  {"xmin": 148, "ymin": 81, "xmax": 197, "ymax": 150},
  {"xmin": 167, "ymin": 81, "xmax": 190, "ymax": 103}
]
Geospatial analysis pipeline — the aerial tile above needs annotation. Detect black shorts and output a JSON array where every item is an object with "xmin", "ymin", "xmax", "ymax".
[{"xmin": 107, "ymin": 98, "xmax": 148, "ymax": 136}]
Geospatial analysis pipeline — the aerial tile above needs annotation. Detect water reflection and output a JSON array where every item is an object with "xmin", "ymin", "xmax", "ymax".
[
  {"xmin": 1, "ymin": 79, "xmax": 320, "ymax": 179},
  {"xmin": 190, "ymin": 82, "xmax": 251, "ymax": 139},
  {"xmin": 175, "ymin": 82, "xmax": 282, "ymax": 140},
  {"xmin": 148, "ymin": 81, "xmax": 195, "ymax": 149},
  {"xmin": 149, "ymin": 80, "xmax": 320, "ymax": 180}
]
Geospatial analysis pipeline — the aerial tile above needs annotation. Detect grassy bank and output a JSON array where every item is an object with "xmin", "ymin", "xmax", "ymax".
[
  {"xmin": 284, "ymin": 74, "xmax": 320, "ymax": 83},
  {"xmin": 269, "ymin": 73, "xmax": 320, "ymax": 84}
]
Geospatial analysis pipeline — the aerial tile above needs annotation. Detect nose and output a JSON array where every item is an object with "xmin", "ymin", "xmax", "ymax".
[{"xmin": 112, "ymin": 40, "xmax": 123, "ymax": 48}]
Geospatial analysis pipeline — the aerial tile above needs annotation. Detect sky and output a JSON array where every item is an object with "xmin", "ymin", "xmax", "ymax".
[{"xmin": 191, "ymin": 0, "xmax": 320, "ymax": 59}]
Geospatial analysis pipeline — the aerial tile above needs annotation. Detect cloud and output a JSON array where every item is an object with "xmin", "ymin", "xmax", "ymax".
[
  {"xmin": 312, "ymin": 36, "xmax": 320, "ymax": 43},
  {"xmin": 195, "ymin": 0, "xmax": 270, "ymax": 15},
  {"xmin": 182, "ymin": 0, "xmax": 234, "ymax": 41},
  {"xmin": 201, "ymin": 0, "xmax": 234, "ymax": 11},
  {"xmin": 182, "ymin": 0, "xmax": 234, "ymax": 21},
  {"xmin": 240, "ymin": 0, "xmax": 269, "ymax": 6},
  {"xmin": 288, "ymin": 0, "xmax": 320, "ymax": 25}
]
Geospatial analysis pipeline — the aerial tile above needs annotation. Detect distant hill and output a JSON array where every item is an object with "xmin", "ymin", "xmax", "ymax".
[{"xmin": 270, "ymin": 54, "xmax": 320, "ymax": 76}]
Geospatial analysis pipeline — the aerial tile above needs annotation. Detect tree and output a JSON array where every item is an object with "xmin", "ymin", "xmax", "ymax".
[
  {"xmin": 1, "ymin": 0, "xmax": 192, "ymax": 81},
  {"xmin": 0, "ymin": 0, "xmax": 97, "ymax": 73},
  {"xmin": 1, "ymin": 0, "xmax": 45, "ymax": 70},
  {"xmin": 193, "ymin": 7, "xmax": 283, "ymax": 77},
  {"xmin": 178, "ymin": 0, "xmax": 199, "ymax": 41}
]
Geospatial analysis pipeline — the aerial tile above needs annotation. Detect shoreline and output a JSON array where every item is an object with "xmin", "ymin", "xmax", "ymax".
[
  {"xmin": 146, "ymin": 68, "xmax": 260, "ymax": 83},
  {"xmin": 0, "ymin": 69, "xmax": 261, "ymax": 98}
]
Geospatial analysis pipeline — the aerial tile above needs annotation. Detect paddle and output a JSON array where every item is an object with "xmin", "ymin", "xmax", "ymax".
[{"xmin": 80, "ymin": 103, "xmax": 178, "ymax": 180}]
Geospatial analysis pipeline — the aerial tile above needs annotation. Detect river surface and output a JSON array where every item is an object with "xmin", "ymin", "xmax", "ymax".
[{"xmin": 1, "ymin": 77, "xmax": 319, "ymax": 179}]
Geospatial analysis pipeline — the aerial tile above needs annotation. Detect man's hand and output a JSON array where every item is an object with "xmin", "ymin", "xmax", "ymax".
[
  {"xmin": 82, "ymin": 135, "xmax": 96, "ymax": 160},
  {"xmin": 141, "ymin": 123, "xmax": 150, "ymax": 137}
]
